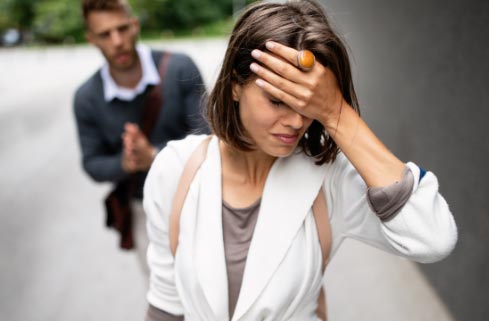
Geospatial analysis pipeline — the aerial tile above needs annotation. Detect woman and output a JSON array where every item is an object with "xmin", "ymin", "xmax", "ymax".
[{"xmin": 143, "ymin": 1, "xmax": 457, "ymax": 320}]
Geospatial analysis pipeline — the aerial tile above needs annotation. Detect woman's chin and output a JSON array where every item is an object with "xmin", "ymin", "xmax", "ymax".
[{"xmin": 266, "ymin": 145, "xmax": 298, "ymax": 158}]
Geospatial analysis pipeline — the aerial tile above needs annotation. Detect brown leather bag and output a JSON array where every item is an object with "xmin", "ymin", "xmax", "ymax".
[{"xmin": 104, "ymin": 52, "xmax": 171, "ymax": 250}]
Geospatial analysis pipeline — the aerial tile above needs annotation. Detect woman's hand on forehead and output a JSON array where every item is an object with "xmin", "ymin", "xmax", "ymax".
[{"xmin": 249, "ymin": 41, "xmax": 345, "ymax": 129}]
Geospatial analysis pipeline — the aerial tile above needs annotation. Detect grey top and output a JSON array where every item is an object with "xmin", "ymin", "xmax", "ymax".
[
  {"xmin": 146, "ymin": 168, "xmax": 415, "ymax": 321},
  {"xmin": 222, "ymin": 198, "xmax": 261, "ymax": 319},
  {"xmin": 73, "ymin": 50, "xmax": 209, "ymax": 198}
]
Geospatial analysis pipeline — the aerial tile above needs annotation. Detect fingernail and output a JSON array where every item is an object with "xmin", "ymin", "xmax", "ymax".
[
  {"xmin": 250, "ymin": 63, "xmax": 259, "ymax": 73},
  {"xmin": 251, "ymin": 49, "xmax": 261, "ymax": 59},
  {"xmin": 265, "ymin": 41, "xmax": 275, "ymax": 50},
  {"xmin": 256, "ymin": 79, "xmax": 265, "ymax": 87}
]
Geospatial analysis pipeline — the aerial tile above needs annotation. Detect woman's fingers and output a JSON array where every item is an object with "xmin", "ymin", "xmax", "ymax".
[
  {"xmin": 251, "ymin": 41, "xmax": 324, "ymax": 96},
  {"xmin": 254, "ymin": 41, "xmax": 322, "ymax": 81},
  {"xmin": 251, "ymin": 48, "xmax": 303, "ymax": 82},
  {"xmin": 250, "ymin": 41, "xmax": 342, "ymax": 123},
  {"xmin": 254, "ymin": 78, "xmax": 306, "ymax": 111},
  {"xmin": 264, "ymin": 41, "xmax": 301, "ymax": 68},
  {"xmin": 250, "ymin": 62, "xmax": 313, "ymax": 103}
]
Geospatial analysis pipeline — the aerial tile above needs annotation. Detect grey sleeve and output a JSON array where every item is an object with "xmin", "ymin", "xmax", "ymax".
[
  {"xmin": 146, "ymin": 304, "xmax": 184, "ymax": 321},
  {"xmin": 73, "ymin": 92, "xmax": 128, "ymax": 183},
  {"xmin": 178, "ymin": 55, "xmax": 210, "ymax": 135},
  {"xmin": 367, "ymin": 166, "xmax": 415, "ymax": 221}
]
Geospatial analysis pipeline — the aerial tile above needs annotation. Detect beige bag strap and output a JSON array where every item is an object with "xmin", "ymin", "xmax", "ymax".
[
  {"xmin": 168, "ymin": 136, "xmax": 331, "ymax": 320},
  {"xmin": 169, "ymin": 136, "xmax": 331, "ymax": 262},
  {"xmin": 169, "ymin": 136, "xmax": 212, "ymax": 257},
  {"xmin": 312, "ymin": 187, "xmax": 331, "ymax": 321},
  {"xmin": 169, "ymin": 136, "xmax": 332, "ymax": 265},
  {"xmin": 312, "ymin": 187, "xmax": 332, "ymax": 273}
]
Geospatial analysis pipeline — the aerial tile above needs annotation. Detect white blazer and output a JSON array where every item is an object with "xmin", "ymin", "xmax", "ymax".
[{"xmin": 143, "ymin": 135, "xmax": 457, "ymax": 321}]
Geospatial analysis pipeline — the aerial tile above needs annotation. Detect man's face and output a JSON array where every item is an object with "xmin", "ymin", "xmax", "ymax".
[{"xmin": 85, "ymin": 10, "xmax": 139, "ymax": 72}]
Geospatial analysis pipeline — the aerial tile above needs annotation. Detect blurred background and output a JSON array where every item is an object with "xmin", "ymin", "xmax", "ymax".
[
  {"xmin": 0, "ymin": 0, "xmax": 248, "ymax": 45},
  {"xmin": 0, "ymin": 0, "xmax": 487, "ymax": 320}
]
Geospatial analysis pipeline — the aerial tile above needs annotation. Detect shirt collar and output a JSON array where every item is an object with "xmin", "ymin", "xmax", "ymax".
[{"xmin": 100, "ymin": 44, "xmax": 160, "ymax": 102}]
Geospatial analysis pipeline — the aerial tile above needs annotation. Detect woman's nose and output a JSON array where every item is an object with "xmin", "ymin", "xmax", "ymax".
[{"xmin": 282, "ymin": 109, "xmax": 305, "ymax": 130}]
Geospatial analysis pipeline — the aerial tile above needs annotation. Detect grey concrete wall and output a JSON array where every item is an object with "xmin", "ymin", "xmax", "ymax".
[{"xmin": 323, "ymin": 0, "xmax": 489, "ymax": 320}]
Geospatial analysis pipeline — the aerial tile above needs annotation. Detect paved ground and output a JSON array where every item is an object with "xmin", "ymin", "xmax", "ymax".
[{"xmin": 0, "ymin": 38, "xmax": 455, "ymax": 321}]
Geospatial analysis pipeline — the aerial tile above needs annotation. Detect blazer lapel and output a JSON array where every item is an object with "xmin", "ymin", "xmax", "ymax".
[
  {"xmin": 232, "ymin": 151, "xmax": 327, "ymax": 321},
  {"xmin": 194, "ymin": 136, "xmax": 230, "ymax": 321}
]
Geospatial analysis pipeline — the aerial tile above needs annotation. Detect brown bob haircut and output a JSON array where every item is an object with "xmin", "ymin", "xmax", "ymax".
[
  {"xmin": 207, "ymin": 0, "xmax": 360, "ymax": 165},
  {"xmin": 82, "ymin": 0, "xmax": 132, "ymax": 21}
]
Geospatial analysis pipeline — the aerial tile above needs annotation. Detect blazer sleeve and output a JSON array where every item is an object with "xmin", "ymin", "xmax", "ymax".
[
  {"xmin": 143, "ymin": 144, "xmax": 185, "ymax": 315},
  {"xmin": 325, "ymin": 153, "xmax": 458, "ymax": 263},
  {"xmin": 73, "ymin": 89, "xmax": 128, "ymax": 183}
]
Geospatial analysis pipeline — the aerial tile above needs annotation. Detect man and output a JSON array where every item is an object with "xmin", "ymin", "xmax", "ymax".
[{"xmin": 74, "ymin": 0, "xmax": 208, "ymax": 273}]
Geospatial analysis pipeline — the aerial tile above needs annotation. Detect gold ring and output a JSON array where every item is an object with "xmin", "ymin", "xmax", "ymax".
[{"xmin": 297, "ymin": 50, "xmax": 315, "ymax": 71}]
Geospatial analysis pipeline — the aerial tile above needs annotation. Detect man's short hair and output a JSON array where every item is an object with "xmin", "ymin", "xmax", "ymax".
[{"xmin": 82, "ymin": 0, "xmax": 132, "ymax": 21}]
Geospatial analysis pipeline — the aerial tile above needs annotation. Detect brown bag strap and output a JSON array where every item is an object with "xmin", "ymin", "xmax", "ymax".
[
  {"xmin": 141, "ymin": 52, "xmax": 171, "ymax": 138},
  {"xmin": 106, "ymin": 53, "xmax": 172, "ymax": 251},
  {"xmin": 127, "ymin": 52, "xmax": 171, "ymax": 194},
  {"xmin": 169, "ymin": 136, "xmax": 212, "ymax": 256}
]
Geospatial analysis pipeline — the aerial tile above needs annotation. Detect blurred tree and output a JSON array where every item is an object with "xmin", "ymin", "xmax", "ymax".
[
  {"xmin": 131, "ymin": 0, "xmax": 232, "ymax": 30},
  {"xmin": 0, "ymin": 8, "xmax": 10, "ymax": 33},
  {"xmin": 33, "ymin": 0, "xmax": 83, "ymax": 43},
  {"xmin": 172, "ymin": 0, "xmax": 232, "ymax": 28},
  {"xmin": 129, "ymin": 0, "xmax": 167, "ymax": 30},
  {"xmin": 0, "ymin": 0, "xmax": 259, "ymax": 44},
  {"xmin": 1, "ymin": 0, "xmax": 36, "ymax": 30}
]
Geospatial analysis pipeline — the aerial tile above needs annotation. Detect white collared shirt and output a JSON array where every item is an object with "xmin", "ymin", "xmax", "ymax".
[{"xmin": 100, "ymin": 44, "xmax": 160, "ymax": 102}]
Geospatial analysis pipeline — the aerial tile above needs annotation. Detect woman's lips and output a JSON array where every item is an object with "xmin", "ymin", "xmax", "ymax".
[{"xmin": 273, "ymin": 133, "xmax": 299, "ymax": 145}]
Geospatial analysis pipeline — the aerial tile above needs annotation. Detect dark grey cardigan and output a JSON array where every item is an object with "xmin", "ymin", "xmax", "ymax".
[{"xmin": 74, "ymin": 50, "xmax": 209, "ymax": 198}]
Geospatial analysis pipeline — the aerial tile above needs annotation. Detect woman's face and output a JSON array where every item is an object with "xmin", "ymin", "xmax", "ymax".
[{"xmin": 233, "ymin": 81, "xmax": 313, "ymax": 158}]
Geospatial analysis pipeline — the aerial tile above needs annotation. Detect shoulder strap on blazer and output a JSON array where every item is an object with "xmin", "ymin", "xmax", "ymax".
[
  {"xmin": 169, "ymin": 136, "xmax": 332, "ymax": 269},
  {"xmin": 313, "ymin": 187, "xmax": 332, "ymax": 273},
  {"xmin": 168, "ymin": 136, "xmax": 331, "ymax": 320},
  {"xmin": 313, "ymin": 187, "xmax": 331, "ymax": 321},
  {"xmin": 169, "ymin": 135, "xmax": 212, "ymax": 257}
]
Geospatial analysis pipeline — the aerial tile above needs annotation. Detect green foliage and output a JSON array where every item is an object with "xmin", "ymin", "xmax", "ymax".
[
  {"xmin": 33, "ymin": 0, "xmax": 84, "ymax": 43},
  {"xmin": 1, "ymin": 0, "xmax": 36, "ymax": 29},
  {"xmin": 0, "ymin": 0, "xmax": 34, "ymax": 35},
  {"xmin": 0, "ymin": 6, "xmax": 10, "ymax": 32},
  {"xmin": 143, "ymin": 16, "xmax": 235, "ymax": 40},
  {"xmin": 131, "ymin": 0, "xmax": 232, "ymax": 30},
  {"xmin": 0, "ymin": 0, "xmax": 260, "ymax": 44}
]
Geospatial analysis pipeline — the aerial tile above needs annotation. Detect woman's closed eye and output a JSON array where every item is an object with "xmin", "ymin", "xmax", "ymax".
[{"xmin": 269, "ymin": 99, "xmax": 284, "ymax": 107}]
